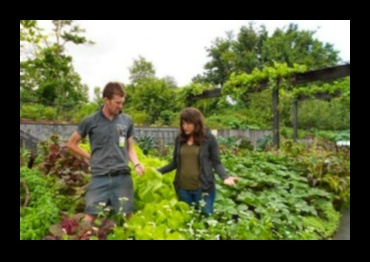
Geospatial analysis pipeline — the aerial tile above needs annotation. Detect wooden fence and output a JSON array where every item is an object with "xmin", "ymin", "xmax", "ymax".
[{"xmin": 20, "ymin": 123, "xmax": 272, "ymax": 148}]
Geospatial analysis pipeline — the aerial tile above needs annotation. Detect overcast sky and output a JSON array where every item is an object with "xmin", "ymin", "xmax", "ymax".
[{"xmin": 36, "ymin": 20, "xmax": 350, "ymax": 100}]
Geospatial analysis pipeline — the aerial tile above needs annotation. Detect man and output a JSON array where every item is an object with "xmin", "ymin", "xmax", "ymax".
[{"xmin": 67, "ymin": 82, "xmax": 144, "ymax": 222}]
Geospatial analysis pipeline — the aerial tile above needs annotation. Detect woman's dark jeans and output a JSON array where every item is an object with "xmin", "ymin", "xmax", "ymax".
[{"xmin": 178, "ymin": 187, "xmax": 215, "ymax": 215}]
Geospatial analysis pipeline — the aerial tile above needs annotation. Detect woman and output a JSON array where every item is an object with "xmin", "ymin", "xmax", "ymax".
[{"xmin": 157, "ymin": 107, "xmax": 238, "ymax": 214}]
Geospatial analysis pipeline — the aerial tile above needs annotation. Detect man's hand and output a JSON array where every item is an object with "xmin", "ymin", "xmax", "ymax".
[
  {"xmin": 135, "ymin": 163, "xmax": 145, "ymax": 176},
  {"xmin": 223, "ymin": 176, "xmax": 239, "ymax": 186}
]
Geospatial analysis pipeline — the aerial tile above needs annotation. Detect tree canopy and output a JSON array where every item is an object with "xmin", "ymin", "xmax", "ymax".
[
  {"xmin": 194, "ymin": 22, "xmax": 340, "ymax": 87},
  {"xmin": 20, "ymin": 20, "xmax": 92, "ymax": 111}
]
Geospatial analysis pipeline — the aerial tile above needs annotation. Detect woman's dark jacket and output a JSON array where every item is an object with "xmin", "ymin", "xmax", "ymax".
[{"xmin": 157, "ymin": 129, "xmax": 229, "ymax": 194}]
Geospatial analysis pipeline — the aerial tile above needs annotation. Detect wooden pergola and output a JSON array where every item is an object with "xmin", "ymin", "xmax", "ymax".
[{"xmin": 186, "ymin": 63, "xmax": 350, "ymax": 148}]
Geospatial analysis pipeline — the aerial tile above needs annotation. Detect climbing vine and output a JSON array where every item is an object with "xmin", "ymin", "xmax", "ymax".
[
  {"xmin": 292, "ymin": 77, "xmax": 350, "ymax": 100},
  {"xmin": 221, "ymin": 62, "xmax": 349, "ymax": 104},
  {"xmin": 222, "ymin": 63, "xmax": 307, "ymax": 101}
]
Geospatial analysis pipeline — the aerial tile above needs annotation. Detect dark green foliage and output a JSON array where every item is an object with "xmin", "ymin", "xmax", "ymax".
[{"xmin": 135, "ymin": 132, "xmax": 156, "ymax": 155}]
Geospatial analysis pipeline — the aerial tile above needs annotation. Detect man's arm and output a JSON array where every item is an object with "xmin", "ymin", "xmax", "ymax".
[
  {"xmin": 127, "ymin": 136, "xmax": 144, "ymax": 176},
  {"xmin": 67, "ymin": 131, "xmax": 90, "ymax": 160}
]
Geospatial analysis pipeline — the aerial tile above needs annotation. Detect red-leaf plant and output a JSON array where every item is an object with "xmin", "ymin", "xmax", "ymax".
[{"xmin": 43, "ymin": 212, "xmax": 116, "ymax": 240}]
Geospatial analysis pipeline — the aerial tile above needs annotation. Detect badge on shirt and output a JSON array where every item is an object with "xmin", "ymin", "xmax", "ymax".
[
  {"xmin": 116, "ymin": 124, "xmax": 127, "ymax": 147},
  {"xmin": 119, "ymin": 136, "xmax": 125, "ymax": 147}
]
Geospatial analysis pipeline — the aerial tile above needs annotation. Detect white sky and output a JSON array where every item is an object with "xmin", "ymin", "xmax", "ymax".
[{"xmin": 36, "ymin": 20, "xmax": 350, "ymax": 100}]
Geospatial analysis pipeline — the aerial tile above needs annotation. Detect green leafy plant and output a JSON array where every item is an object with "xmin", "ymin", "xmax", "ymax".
[
  {"xmin": 20, "ymin": 167, "xmax": 60, "ymax": 240},
  {"xmin": 134, "ymin": 132, "xmax": 156, "ymax": 155}
]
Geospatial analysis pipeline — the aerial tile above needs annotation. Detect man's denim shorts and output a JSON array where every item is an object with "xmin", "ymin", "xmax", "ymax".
[{"xmin": 85, "ymin": 172, "xmax": 134, "ymax": 215}]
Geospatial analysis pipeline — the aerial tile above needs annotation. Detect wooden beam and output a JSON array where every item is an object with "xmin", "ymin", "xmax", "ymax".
[
  {"xmin": 292, "ymin": 64, "xmax": 350, "ymax": 86},
  {"xmin": 187, "ymin": 89, "xmax": 222, "ymax": 105},
  {"xmin": 296, "ymin": 90, "xmax": 342, "ymax": 101}
]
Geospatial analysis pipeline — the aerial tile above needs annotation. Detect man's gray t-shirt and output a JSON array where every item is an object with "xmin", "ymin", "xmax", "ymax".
[{"xmin": 77, "ymin": 110, "xmax": 134, "ymax": 176}]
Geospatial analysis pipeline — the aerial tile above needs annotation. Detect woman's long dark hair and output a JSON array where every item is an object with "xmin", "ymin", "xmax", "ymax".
[{"xmin": 179, "ymin": 107, "xmax": 206, "ymax": 145}]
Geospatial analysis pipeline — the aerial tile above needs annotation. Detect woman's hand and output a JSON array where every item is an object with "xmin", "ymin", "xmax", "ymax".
[{"xmin": 223, "ymin": 176, "xmax": 239, "ymax": 186}]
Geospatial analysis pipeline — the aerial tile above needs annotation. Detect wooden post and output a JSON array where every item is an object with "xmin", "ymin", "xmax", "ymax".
[
  {"xmin": 272, "ymin": 81, "xmax": 280, "ymax": 148},
  {"xmin": 293, "ymin": 99, "xmax": 298, "ymax": 142}
]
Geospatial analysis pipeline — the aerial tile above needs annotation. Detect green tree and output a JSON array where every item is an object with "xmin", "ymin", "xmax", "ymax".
[
  {"xmin": 21, "ymin": 46, "xmax": 89, "ymax": 108},
  {"xmin": 129, "ymin": 56, "xmax": 156, "ymax": 85},
  {"xmin": 51, "ymin": 20, "xmax": 94, "ymax": 48},
  {"xmin": 262, "ymin": 23, "xmax": 339, "ymax": 69},
  {"xmin": 193, "ymin": 31, "xmax": 236, "ymax": 86},
  {"xmin": 20, "ymin": 20, "xmax": 92, "ymax": 116},
  {"xmin": 234, "ymin": 23, "xmax": 268, "ymax": 73},
  {"xmin": 130, "ymin": 78, "xmax": 177, "ymax": 124},
  {"xmin": 92, "ymin": 86, "xmax": 103, "ymax": 107},
  {"xmin": 125, "ymin": 57, "xmax": 179, "ymax": 125},
  {"xmin": 20, "ymin": 20, "xmax": 45, "ymax": 56},
  {"xmin": 198, "ymin": 22, "xmax": 340, "ymax": 87}
]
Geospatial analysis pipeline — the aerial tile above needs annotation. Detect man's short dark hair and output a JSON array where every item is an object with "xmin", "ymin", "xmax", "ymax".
[{"xmin": 102, "ymin": 82, "xmax": 126, "ymax": 99}]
